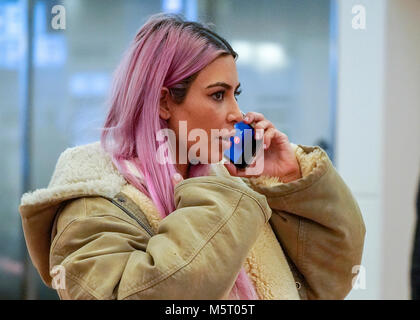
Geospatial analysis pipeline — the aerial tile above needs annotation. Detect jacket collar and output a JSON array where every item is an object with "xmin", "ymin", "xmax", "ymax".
[{"xmin": 20, "ymin": 141, "xmax": 127, "ymax": 209}]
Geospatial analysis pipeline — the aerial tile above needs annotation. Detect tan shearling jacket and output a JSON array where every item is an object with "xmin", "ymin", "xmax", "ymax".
[{"xmin": 18, "ymin": 141, "xmax": 366, "ymax": 300}]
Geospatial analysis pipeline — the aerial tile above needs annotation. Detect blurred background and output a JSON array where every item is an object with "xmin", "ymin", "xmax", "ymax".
[{"xmin": 0, "ymin": 0, "xmax": 419, "ymax": 299}]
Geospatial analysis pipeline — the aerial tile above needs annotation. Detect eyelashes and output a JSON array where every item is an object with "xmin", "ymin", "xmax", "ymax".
[{"xmin": 212, "ymin": 89, "xmax": 242, "ymax": 101}]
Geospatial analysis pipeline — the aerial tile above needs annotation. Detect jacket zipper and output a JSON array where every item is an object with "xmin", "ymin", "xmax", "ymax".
[{"xmin": 107, "ymin": 198, "xmax": 154, "ymax": 237}]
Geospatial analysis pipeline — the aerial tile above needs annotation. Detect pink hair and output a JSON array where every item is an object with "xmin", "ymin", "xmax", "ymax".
[{"xmin": 100, "ymin": 13, "xmax": 258, "ymax": 300}]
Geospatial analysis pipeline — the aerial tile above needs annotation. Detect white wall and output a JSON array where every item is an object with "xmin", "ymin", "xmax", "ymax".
[
  {"xmin": 336, "ymin": 0, "xmax": 420, "ymax": 299},
  {"xmin": 336, "ymin": 0, "xmax": 387, "ymax": 300},
  {"xmin": 381, "ymin": 0, "xmax": 420, "ymax": 300}
]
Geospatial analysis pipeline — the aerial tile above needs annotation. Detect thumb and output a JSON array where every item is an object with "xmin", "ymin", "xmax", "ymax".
[{"xmin": 171, "ymin": 172, "xmax": 184, "ymax": 187}]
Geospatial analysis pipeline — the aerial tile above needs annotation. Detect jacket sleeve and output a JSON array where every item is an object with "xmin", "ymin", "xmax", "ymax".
[
  {"xmin": 241, "ymin": 144, "xmax": 366, "ymax": 299},
  {"xmin": 50, "ymin": 175, "xmax": 272, "ymax": 300}
]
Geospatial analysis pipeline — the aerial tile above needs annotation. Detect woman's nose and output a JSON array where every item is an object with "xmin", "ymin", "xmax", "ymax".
[{"xmin": 227, "ymin": 108, "xmax": 244, "ymax": 123}]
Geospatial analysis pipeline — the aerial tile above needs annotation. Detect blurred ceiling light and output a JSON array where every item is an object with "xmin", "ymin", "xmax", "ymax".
[
  {"xmin": 0, "ymin": 2, "xmax": 22, "ymax": 69},
  {"xmin": 162, "ymin": 0, "xmax": 183, "ymax": 13},
  {"xmin": 69, "ymin": 72, "xmax": 110, "ymax": 97},
  {"xmin": 34, "ymin": 34, "xmax": 66, "ymax": 67},
  {"xmin": 256, "ymin": 42, "xmax": 288, "ymax": 71},
  {"xmin": 231, "ymin": 40, "xmax": 253, "ymax": 65},
  {"xmin": 231, "ymin": 40, "xmax": 288, "ymax": 72}
]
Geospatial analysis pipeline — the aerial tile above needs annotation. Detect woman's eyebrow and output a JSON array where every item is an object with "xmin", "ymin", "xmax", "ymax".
[{"xmin": 206, "ymin": 82, "xmax": 241, "ymax": 90}]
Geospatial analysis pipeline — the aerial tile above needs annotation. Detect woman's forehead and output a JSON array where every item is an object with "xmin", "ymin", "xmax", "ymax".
[{"xmin": 194, "ymin": 56, "xmax": 238, "ymax": 87}]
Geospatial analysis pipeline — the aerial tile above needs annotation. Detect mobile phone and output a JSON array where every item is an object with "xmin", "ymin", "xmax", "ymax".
[{"xmin": 223, "ymin": 121, "xmax": 264, "ymax": 169}]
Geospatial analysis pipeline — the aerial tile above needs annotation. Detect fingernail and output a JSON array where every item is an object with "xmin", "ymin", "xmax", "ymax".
[
  {"xmin": 173, "ymin": 173, "xmax": 182, "ymax": 181},
  {"xmin": 264, "ymin": 144, "xmax": 267, "ymax": 149},
  {"xmin": 244, "ymin": 116, "xmax": 249, "ymax": 122}
]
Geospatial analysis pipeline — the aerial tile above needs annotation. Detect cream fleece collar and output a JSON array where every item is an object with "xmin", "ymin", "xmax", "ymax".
[
  {"xmin": 20, "ymin": 140, "xmax": 303, "ymax": 208},
  {"xmin": 20, "ymin": 141, "xmax": 127, "ymax": 208}
]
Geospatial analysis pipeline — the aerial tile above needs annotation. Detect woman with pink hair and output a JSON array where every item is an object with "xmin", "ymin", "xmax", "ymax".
[{"xmin": 19, "ymin": 13, "xmax": 365, "ymax": 300}]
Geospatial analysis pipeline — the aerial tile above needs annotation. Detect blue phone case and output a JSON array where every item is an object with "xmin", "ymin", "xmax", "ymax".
[{"xmin": 223, "ymin": 121, "xmax": 263, "ymax": 169}]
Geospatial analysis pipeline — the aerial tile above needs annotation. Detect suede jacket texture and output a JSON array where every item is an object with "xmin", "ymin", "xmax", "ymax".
[{"xmin": 18, "ymin": 141, "xmax": 366, "ymax": 300}]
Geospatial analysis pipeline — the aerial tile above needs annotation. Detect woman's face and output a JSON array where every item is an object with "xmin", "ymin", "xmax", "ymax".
[{"xmin": 160, "ymin": 54, "xmax": 244, "ymax": 164}]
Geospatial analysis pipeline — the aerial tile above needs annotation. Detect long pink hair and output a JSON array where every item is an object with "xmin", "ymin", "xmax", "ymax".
[{"xmin": 100, "ymin": 13, "xmax": 258, "ymax": 300}]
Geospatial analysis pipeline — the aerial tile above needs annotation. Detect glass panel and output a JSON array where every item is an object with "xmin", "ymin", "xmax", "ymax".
[{"xmin": 0, "ymin": 0, "xmax": 24, "ymax": 300}]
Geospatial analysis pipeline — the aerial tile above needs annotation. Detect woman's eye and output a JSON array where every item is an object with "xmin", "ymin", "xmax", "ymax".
[
  {"xmin": 212, "ymin": 91, "xmax": 225, "ymax": 101},
  {"xmin": 212, "ymin": 90, "xmax": 242, "ymax": 102}
]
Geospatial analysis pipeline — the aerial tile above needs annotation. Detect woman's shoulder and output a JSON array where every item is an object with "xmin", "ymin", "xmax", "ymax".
[{"xmin": 20, "ymin": 139, "xmax": 130, "ymax": 252}]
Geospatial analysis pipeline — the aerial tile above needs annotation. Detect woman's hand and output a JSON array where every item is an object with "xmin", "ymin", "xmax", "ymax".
[
  {"xmin": 171, "ymin": 173, "xmax": 184, "ymax": 187},
  {"xmin": 224, "ymin": 111, "xmax": 302, "ymax": 183}
]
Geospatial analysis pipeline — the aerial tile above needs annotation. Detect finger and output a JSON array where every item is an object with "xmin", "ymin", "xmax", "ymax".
[
  {"xmin": 171, "ymin": 173, "xmax": 184, "ymax": 187},
  {"xmin": 253, "ymin": 120, "xmax": 274, "ymax": 139},
  {"xmin": 224, "ymin": 162, "xmax": 247, "ymax": 177},
  {"xmin": 276, "ymin": 130, "xmax": 290, "ymax": 144},
  {"xmin": 263, "ymin": 127, "xmax": 278, "ymax": 149},
  {"xmin": 243, "ymin": 112, "xmax": 265, "ymax": 124},
  {"xmin": 267, "ymin": 129, "xmax": 289, "ymax": 149},
  {"xmin": 254, "ymin": 119, "xmax": 273, "ymax": 131}
]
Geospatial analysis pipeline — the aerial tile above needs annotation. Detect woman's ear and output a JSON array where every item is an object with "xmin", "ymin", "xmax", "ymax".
[{"xmin": 159, "ymin": 87, "xmax": 171, "ymax": 120}]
